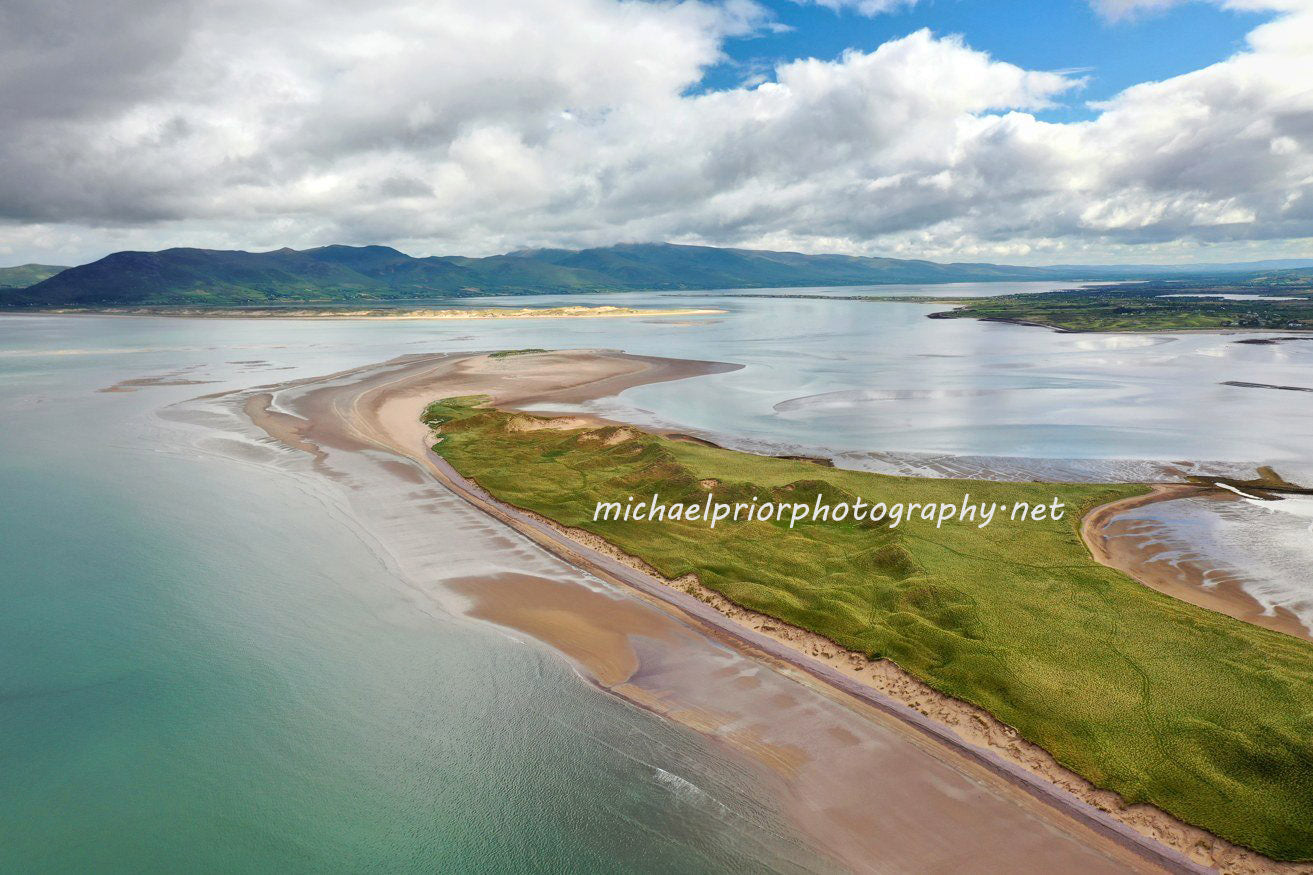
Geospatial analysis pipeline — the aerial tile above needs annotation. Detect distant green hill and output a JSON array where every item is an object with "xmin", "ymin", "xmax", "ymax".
[
  {"xmin": 6, "ymin": 242, "xmax": 1301, "ymax": 309},
  {"xmin": 2, "ymin": 243, "xmax": 1101, "ymax": 308},
  {"xmin": 0, "ymin": 264, "xmax": 66, "ymax": 289},
  {"xmin": 2, "ymin": 246, "xmax": 468, "ymax": 307}
]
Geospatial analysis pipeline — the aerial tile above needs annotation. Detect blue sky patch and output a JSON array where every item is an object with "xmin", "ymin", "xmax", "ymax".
[{"xmin": 702, "ymin": 0, "xmax": 1271, "ymax": 122}]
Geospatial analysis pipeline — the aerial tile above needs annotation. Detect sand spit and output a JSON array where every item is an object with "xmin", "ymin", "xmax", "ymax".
[
  {"xmin": 234, "ymin": 348, "xmax": 1295, "ymax": 874},
  {"xmin": 228, "ymin": 349, "xmax": 1166, "ymax": 873}
]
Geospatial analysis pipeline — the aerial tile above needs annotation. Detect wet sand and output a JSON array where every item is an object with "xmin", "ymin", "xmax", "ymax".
[
  {"xmin": 98, "ymin": 365, "xmax": 219, "ymax": 393},
  {"xmin": 1083, "ymin": 487, "xmax": 1312, "ymax": 642},
  {"xmin": 235, "ymin": 348, "xmax": 1248, "ymax": 874}
]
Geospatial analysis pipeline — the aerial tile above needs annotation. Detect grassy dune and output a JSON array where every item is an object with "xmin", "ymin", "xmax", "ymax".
[{"xmin": 425, "ymin": 397, "xmax": 1313, "ymax": 860}]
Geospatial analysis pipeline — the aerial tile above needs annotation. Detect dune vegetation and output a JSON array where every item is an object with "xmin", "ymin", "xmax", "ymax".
[{"xmin": 424, "ymin": 395, "xmax": 1313, "ymax": 861}]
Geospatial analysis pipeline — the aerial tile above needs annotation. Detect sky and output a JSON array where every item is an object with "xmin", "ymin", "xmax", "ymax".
[{"xmin": 1, "ymin": 0, "xmax": 1311, "ymax": 267}]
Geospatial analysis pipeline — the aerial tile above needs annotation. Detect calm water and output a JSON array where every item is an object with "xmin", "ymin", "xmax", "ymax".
[
  {"xmin": 2, "ymin": 291, "xmax": 1311, "ymax": 870},
  {"xmin": 497, "ymin": 288, "xmax": 1312, "ymax": 479},
  {"xmin": 0, "ymin": 344, "xmax": 827, "ymax": 871},
  {"xmin": 1110, "ymin": 494, "xmax": 1313, "ymax": 632}
]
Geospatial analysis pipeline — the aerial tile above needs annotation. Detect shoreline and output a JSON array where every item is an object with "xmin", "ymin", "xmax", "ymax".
[
  {"xmin": 1083, "ymin": 487, "xmax": 1312, "ymax": 642},
  {"xmin": 928, "ymin": 311, "xmax": 1313, "ymax": 336},
  {"xmin": 3, "ymin": 304, "xmax": 724, "ymax": 320},
  {"xmin": 413, "ymin": 449, "xmax": 1212, "ymax": 874},
  {"xmin": 240, "ymin": 348, "xmax": 1296, "ymax": 873}
]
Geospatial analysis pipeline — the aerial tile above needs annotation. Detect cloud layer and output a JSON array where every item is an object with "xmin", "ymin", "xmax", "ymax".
[
  {"xmin": 1090, "ymin": 0, "xmax": 1305, "ymax": 21},
  {"xmin": 1, "ymin": 0, "xmax": 1310, "ymax": 264}
]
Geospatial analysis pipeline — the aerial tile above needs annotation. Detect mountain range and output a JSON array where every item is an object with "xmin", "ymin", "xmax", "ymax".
[{"xmin": 3, "ymin": 243, "xmax": 1311, "ymax": 307}]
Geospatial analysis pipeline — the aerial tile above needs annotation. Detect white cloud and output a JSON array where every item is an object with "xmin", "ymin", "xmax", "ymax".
[
  {"xmin": 1090, "ymin": 0, "xmax": 1308, "ymax": 22},
  {"xmin": 795, "ymin": 0, "xmax": 920, "ymax": 15},
  {"xmin": 1090, "ymin": 0, "xmax": 1188, "ymax": 20},
  {"xmin": 1, "ymin": 0, "xmax": 1311, "ymax": 265}
]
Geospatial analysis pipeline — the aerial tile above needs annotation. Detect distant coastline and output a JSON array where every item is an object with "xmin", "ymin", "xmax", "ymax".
[
  {"xmin": 17, "ymin": 304, "xmax": 724, "ymax": 320},
  {"xmin": 924, "ymin": 279, "xmax": 1313, "ymax": 333},
  {"xmin": 8, "ymin": 242, "xmax": 1311, "ymax": 311}
]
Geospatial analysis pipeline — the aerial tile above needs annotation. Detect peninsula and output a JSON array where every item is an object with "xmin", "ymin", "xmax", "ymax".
[{"xmin": 409, "ymin": 351, "xmax": 1313, "ymax": 868}]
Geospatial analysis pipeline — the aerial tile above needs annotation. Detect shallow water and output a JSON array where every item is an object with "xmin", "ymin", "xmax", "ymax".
[
  {"xmin": 1, "ymin": 334, "xmax": 834, "ymax": 872},
  {"xmin": 1111, "ymin": 494, "xmax": 1313, "ymax": 634},
  {"xmin": 488, "ymin": 290, "xmax": 1313, "ymax": 479},
  {"xmin": 13, "ymin": 286, "xmax": 1312, "ymax": 475},
  {"xmin": 2, "ymin": 291, "xmax": 1310, "ymax": 869}
]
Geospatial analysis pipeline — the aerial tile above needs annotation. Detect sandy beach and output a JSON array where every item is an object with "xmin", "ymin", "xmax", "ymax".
[
  {"xmin": 233, "ymin": 348, "xmax": 1310, "ymax": 874},
  {"xmin": 1084, "ymin": 487, "xmax": 1312, "ymax": 642}
]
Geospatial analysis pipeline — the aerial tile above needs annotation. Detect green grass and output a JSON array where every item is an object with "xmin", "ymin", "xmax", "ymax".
[
  {"xmin": 425, "ymin": 397, "xmax": 1313, "ymax": 860},
  {"xmin": 488, "ymin": 348, "xmax": 551, "ymax": 358},
  {"xmin": 0, "ymin": 263, "xmax": 65, "ymax": 289}
]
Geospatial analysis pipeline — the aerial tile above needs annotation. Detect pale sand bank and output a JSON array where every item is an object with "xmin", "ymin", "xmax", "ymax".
[{"xmin": 236, "ymin": 348, "xmax": 1293, "ymax": 874}]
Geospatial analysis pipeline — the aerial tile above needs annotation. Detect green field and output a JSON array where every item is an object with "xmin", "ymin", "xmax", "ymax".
[
  {"xmin": 425, "ymin": 396, "xmax": 1313, "ymax": 860},
  {"xmin": 0, "ymin": 263, "xmax": 65, "ymax": 289}
]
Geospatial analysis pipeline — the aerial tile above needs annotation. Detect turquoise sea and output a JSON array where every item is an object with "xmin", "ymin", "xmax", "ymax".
[
  {"xmin": 0, "ymin": 313, "xmax": 825, "ymax": 872},
  {"xmin": 3, "ymin": 290, "xmax": 1311, "ymax": 870}
]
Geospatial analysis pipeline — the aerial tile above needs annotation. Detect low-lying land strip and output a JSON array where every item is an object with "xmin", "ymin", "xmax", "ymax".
[
  {"xmin": 926, "ymin": 278, "xmax": 1313, "ymax": 332},
  {"xmin": 30, "ymin": 304, "xmax": 721, "ymax": 320},
  {"xmin": 423, "ymin": 391, "xmax": 1313, "ymax": 863}
]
